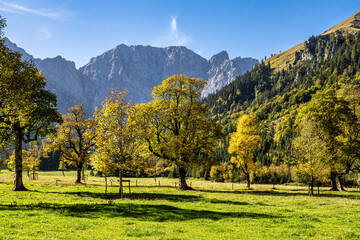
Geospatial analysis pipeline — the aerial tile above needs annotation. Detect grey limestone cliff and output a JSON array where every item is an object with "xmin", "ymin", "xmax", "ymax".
[{"xmin": 5, "ymin": 38, "xmax": 258, "ymax": 114}]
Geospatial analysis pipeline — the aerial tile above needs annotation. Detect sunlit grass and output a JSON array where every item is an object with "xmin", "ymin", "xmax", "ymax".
[{"xmin": 1, "ymin": 170, "xmax": 360, "ymax": 239}]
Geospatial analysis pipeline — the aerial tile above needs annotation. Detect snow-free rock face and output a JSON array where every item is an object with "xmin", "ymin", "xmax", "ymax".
[
  {"xmin": 204, "ymin": 52, "xmax": 258, "ymax": 97},
  {"xmin": 4, "ymin": 38, "xmax": 88, "ymax": 114},
  {"xmin": 34, "ymin": 56, "xmax": 89, "ymax": 114},
  {"xmin": 79, "ymin": 45, "xmax": 210, "ymax": 109},
  {"xmin": 80, "ymin": 45, "xmax": 258, "ymax": 109},
  {"xmin": 5, "ymin": 38, "xmax": 258, "ymax": 114}
]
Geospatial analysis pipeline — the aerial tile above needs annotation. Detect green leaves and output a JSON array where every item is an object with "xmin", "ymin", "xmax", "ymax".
[{"xmin": 0, "ymin": 26, "xmax": 61, "ymax": 189}]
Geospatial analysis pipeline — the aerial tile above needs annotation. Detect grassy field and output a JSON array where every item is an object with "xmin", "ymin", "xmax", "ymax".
[{"xmin": 0, "ymin": 170, "xmax": 360, "ymax": 239}]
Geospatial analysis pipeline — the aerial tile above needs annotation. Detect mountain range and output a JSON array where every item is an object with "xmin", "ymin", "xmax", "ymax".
[{"xmin": 4, "ymin": 38, "xmax": 258, "ymax": 114}]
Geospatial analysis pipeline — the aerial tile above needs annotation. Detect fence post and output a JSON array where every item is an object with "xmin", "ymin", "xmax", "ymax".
[{"xmin": 105, "ymin": 176, "xmax": 107, "ymax": 194}]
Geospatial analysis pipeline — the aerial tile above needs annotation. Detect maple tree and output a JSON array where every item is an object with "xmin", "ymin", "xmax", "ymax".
[
  {"xmin": 92, "ymin": 90, "xmax": 139, "ymax": 197},
  {"xmin": 43, "ymin": 104, "xmax": 95, "ymax": 183},
  {"xmin": 0, "ymin": 17, "xmax": 62, "ymax": 190},
  {"xmin": 228, "ymin": 114, "xmax": 261, "ymax": 189},
  {"xmin": 297, "ymin": 89, "xmax": 358, "ymax": 191},
  {"xmin": 130, "ymin": 75, "xmax": 223, "ymax": 190},
  {"xmin": 291, "ymin": 119, "xmax": 330, "ymax": 196}
]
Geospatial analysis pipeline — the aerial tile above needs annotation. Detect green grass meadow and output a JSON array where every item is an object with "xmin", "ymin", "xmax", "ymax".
[{"xmin": 0, "ymin": 170, "xmax": 360, "ymax": 239}]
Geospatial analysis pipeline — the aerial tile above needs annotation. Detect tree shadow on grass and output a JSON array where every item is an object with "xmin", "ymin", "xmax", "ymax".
[
  {"xmin": 40, "ymin": 191, "xmax": 250, "ymax": 206},
  {"xmin": 199, "ymin": 189, "xmax": 360, "ymax": 199},
  {"xmin": 44, "ymin": 191, "xmax": 202, "ymax": 202},
  {"xmin": 0, "ymin": 202, "xmax": 280, "ymax": 222}
]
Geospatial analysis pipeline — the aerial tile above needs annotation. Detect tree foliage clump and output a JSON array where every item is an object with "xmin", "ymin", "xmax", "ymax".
[
  {"xmin": 291, "ymin": 119, "xmax": 330, "ymax": 195},
  {"xmin": 296, "ymin": 89, "xmax": 360, "ymax": 191},
  {"xmin": 228, "ymin": 114, "xmax": 261, "ymax": 189},
  {"xmin": 92, "ymin": 90, "xmax": 140, "ymax": 197},
  {"xmin": 130, "ymin": 75, "xmax": 223, "ymax": 190}
]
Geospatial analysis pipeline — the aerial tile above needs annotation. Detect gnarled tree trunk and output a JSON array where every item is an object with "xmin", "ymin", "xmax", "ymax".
[
  {"xmin": 12, "ymin": 125, "xmax": 27, "ymax": 191},
  {"xmin": 338, "ymin": 175, "xmax": 346, "ymax": 191},
  {"xmin": 76, "ymin": 163, "xmax": 83, "ymax": 183},
  {"xmin": 178, "ymin": 166, "xmax": 192, "ymax": 190},
  {"xmin": 329, "ymin": 170, "xmax": 339, "ymax": 191},
  {"xmin": 245, "ymin": 172, "xmax": 251, "ymax": 189}
]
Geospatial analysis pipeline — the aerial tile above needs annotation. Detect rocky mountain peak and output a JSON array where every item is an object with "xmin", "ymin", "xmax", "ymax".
[{"xmin": 209, "ymin": 51, "xmax": 229, "ymax": 66}]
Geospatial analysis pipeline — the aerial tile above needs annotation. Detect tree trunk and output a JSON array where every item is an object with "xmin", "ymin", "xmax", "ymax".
[
  {"xmin": 329, "ymin": 171, "xmax": 339, "ymax": 191},
  {"xmin": 75, "ymin": 164, "xmax": 83, "ymax": 183},
  {"xmin": 245, "ymin": 173, "xmax": 251, "ymax": 189},
  {"xmin": 308, "ymin": 184, "xmax": 313, "ymax": 196},
  {"xmin": 119, "ymin": 169, "xmax": 123, "ymax": 198},
  {"xmin": 178, "ymin": 166, "xmax": 192, "ymax": 190},
  {"xmin": 338, "ymin": 175, "xmax": 345, "ymax": 191},
  {"xmin": 309, "ymin": 177, "xmax": 314, "ymax": 196},
  {"xmin": 12, "ymin": 126, "xmax": 27, "ymax": 191},
  {"xmin": 82, "ymin": 168, "xmax": 85, "ymax": 181}
]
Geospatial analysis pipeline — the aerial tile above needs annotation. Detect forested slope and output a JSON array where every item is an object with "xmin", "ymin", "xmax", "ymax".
[{"xmin": 203, "ymin": 15, "xmax": 360, "ymax": 179}]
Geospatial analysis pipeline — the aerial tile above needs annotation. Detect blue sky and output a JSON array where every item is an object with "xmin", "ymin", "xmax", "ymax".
[{"xmin": 1, "ymin": 0, "xmax": 360, "ymax": 68}]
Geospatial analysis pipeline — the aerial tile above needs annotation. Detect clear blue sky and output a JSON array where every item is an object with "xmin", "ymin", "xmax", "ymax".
[{"xmin": 1, "ymin": 0, "xmax": 360, "ymax": 68}]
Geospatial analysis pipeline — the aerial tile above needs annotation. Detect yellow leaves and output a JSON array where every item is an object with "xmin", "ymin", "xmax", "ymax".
[
  {"xmin": 210, "ymin": 162, "xmax": 235, "ymax": 182},
  {"xmin": 42, "ymin": 104, "xmax": 95, "ymax": 168},
  {"xmin": 92, "ymin": 90, "xmax": 139, "ymax": 175},
  {"xmin": 152, "ymin": 74, "xmax": 205, "ymax": 102},
  {"xmin": 131, "ymin": 75, "xmax": 223, "ymax": 171},
  {"xmin": 292, "ymin": 119, "xmax": 330, "ymax": 184},
  {"xmin": 228, "ymin": 114, "xmax": 261, "ymax": 176},
  {"xmin": 7, "ymin": 143, "xmax": 41, "ymax": 173}
]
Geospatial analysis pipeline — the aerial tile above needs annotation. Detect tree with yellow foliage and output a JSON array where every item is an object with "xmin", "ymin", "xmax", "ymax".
[
  {"xmin": 292, "ymin": 119, "xmax": 330, "ymax": 196},
  {"xmin": 92, "ymin": 90, "xmax": 140, "ymax": 198},
  {"xmin": 130, "ymin": 75, "xmax": 223, "ymax": 190},
  {"xmin": 228, "ymin": 114, "xmax": 261, "ymax": 189},
  {"xmin": 43, "ymin": 104, "xmax": 95, "ymax": 183}
]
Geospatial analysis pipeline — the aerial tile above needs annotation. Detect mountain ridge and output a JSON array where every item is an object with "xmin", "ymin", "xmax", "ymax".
[
  {"xmin": 4, "ymin": 38, "xmax": 258, "ymax": 114},
  {"xmin": 265, "ymin": 10, "xmax": 360, "ymax": 72}
]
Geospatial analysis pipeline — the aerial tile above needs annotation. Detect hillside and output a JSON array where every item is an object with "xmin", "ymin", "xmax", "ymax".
[
  {"xmin": 265, "ymin": 11, "xmax": 360, "ymax": 71},
  {"xmin": 203, "ymin": 11, "xmax": 360, "ymax": 166}
]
